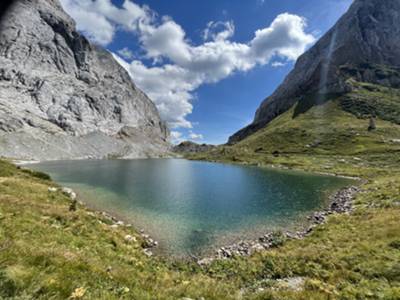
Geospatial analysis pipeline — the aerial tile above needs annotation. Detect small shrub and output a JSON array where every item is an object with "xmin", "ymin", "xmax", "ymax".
[
  {"xmin": 0, "ymin": 160, "xmax": 17, "ymax": 177},
  {"xmin": 0, "ymin": 269, "xmax": 17, "ymax": 298},
  {"xmin": 270, "ymin": 231, "xmax": 287, "ymax": 248},
  {"xmin": 389, "ymin": 240, "xmax": 400, "ymax": 250},
  {"xmin": 21, "ymin": 169, "xmax": 51, "ymax": 181}
]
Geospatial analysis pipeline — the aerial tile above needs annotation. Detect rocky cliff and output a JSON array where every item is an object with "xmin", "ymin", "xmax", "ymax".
[
  {"xmin": 0, "ymin": 0, "xmax": 170, "ymax": 160},
  {"xmin": 229, "ymin": 0, "xmax": 400, "ymax": 144}
]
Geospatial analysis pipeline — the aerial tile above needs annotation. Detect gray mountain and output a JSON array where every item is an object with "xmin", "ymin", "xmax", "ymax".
[
  {"xmin": 0, "ymin": 0, "xmax": 170, "ymax": 160},
  {"xmin": 229, "ymin": 0, "xmax": 400, "ymax": 144}
]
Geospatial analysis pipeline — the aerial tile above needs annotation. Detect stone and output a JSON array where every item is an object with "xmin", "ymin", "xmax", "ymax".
[
  {"xmin": 368, "ymin": 116, "xmax": 377, "ymax": 131},
  {"xmin": 197, "ymin": 258, "xmax": 214, "ymax": 266},
  {"xmin": 143, "ymin": 249, "xmax": 153, "ymax": 257},
  {"xmin": 69, "ymin": 199, "xmax": 77, "ymax": 212},
  {"xmin": 48, "ymin": 187, "xmax": 57, "ymax": 192},
  {"xmin": 251, "ymin": 243, "xmax": 265, "ymax": 253},
  {"xmin": 62, "ymin": 187, "xmax": 76, "ymax": 200},
  {"xmin": 124, "ymin": 235, "xmax": 136, "ymax": 243},
  {"xmin": 0, "ymin": 0, "xmax": 169, "ymax": 160}
]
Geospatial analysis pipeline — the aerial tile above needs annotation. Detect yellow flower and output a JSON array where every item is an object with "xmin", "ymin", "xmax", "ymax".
[{"xmin": 70, "ymin": 287, "xmax": 86, "ymax": 299}]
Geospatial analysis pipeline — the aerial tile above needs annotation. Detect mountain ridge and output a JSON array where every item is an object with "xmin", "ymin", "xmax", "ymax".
[
  {"xmin": 0, "ymin": 0, "xmax": 170, "ymax": 160},
  {"xmin": 229, "ymin": 0, "xmax": 400, "ymax": 144}
]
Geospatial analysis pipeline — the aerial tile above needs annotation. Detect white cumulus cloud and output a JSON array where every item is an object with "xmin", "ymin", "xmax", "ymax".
[
  {"xmin": 202, "ymin": 21, "xmax": 235, "ymax": 41},
  {"xmin": 169, "ymin": 130, "xmax": 204, "ymax": 144},
  {"xmin": 60, "ymin": 0, "xmax": 316, "ymax": 130}
]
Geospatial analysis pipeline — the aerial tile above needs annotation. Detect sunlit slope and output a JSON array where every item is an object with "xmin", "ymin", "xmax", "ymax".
[{"xmin": 233, "ymin": 83, "xmax": 400, "ymax": 156}]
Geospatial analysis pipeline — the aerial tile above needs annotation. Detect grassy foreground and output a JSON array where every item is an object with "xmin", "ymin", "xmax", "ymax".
[
  {"xmin": 1, "ymin": 86, "xmax": 400, "ymax": 299},
  {"xmin": 0, "ymin": 152, "xmax": 399, "ymax": 299}
]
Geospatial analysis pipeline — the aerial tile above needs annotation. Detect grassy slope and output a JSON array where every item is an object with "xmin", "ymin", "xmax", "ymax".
[
  {"xmin": 0, "ymin": 84, "xmax": 400, "ymax": 299},
  {"xmin": 190, "ymin": 83, "xmax": 400, "ymax": 162}
]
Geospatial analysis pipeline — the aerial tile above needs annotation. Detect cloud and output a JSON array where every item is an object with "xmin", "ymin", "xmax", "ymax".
[
  {"xmin": 117, "ymin": 47, "xmax": 135, "ymax": 60},
  {"xmin": 140, "ymin": 20, "xmax": 191, "ymax": 65},
  {"xmin": 250, "ymin": 13, "xmax": 315, "ymax": 61},
  {"xmin": 113, "ymin": 55, "xmax": 198, "ymax": 128},
  {"xmin": 202, "ymin": 21, "xmax": 235, "ymax": 41},
  {"xmin": 271, "ymin": 61, "xmax": 286, "ymax": 68},
  {"xmin": 59, "ymin": 0, "xmax": 150, "ymax": 45},
  {"xmin": 169, "ymin": 131, "xmax": 183, "ymax": 144},
  {"xmin": 60, "ymin": 0, "xmax": 116, "ymax": 45},
  {"xmin": 188, "ymin": 131, "xmax": 204, "ymax": 140},
  {"xmin": 60, "ymin": 0, "xmax": 316, "ymax": 129},
  {"xmin": 169, "ymin": 130, "xmax": 203, "ymax": 144}
]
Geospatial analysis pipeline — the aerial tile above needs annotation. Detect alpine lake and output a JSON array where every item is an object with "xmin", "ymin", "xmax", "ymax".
[{"xmin": 30, "ymin": 159, "xmax": 354, "ymax": 257}]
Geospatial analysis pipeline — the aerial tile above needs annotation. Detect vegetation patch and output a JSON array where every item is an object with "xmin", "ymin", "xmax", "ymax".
[{"xmin": 340, "ymin": 82, "xmax": 400, "ymax": 124}]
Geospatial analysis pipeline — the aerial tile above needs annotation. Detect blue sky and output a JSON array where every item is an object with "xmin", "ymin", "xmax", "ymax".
[{"xmin": 60, "ymin": 0, "xmax": 352, "ymax": 144}]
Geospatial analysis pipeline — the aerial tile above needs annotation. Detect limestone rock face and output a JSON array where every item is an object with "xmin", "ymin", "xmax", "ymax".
[
  {"xmin": 0, "ymin": 0, "xmax": 170, "ymax": 160},
  {"xmin": 229, "ymin": 0, "xmax": 400, "ymax": 144}
]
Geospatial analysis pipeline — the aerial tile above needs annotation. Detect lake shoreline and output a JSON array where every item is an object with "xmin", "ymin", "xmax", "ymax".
[
  {"xmin": 67, "ymin": 181, "xmax": 361, "ymax": 263},
  {"xmin": 196, "ymin": 184, "xmax": 361, "ymax": 265},
  {"xmin": 14, "ymin": 157, "xmax": 363, "ymax": 181},
  {"xmin": 22, "ymin": 158, "xmax": 362, "ymax": 262}
]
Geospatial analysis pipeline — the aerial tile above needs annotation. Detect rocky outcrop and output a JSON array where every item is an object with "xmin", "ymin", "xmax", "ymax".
[
  {"xmin": 172, "ymin": 141, "xmax": 216, "ymax": 153},
  {"xmin": 0, "ymin": 0, "xmax": 169, "ymax": 160},
  {"xmin": 229, "ymin": 0, "xmax": 400, "ymax": 144}
]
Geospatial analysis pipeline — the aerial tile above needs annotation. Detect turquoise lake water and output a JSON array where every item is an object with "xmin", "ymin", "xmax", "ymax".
[{"xmin": 30, "ymin": 159, "xmax": 352, "ymax": 256}]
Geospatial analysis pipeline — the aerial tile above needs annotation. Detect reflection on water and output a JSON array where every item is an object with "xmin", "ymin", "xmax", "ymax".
[{"xmin": 31, "ymin": 159, "xmax": 352, "ymax": 256}]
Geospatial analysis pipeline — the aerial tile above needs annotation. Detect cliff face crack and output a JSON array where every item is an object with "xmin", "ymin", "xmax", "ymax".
[{"xmin": 38, "ymin": 9, "xmax": 88, "ymax": 73}]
